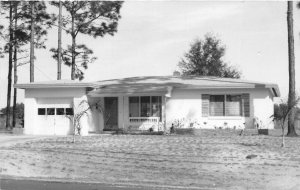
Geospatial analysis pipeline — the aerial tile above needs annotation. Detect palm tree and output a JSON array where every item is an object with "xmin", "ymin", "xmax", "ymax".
[{"xmin": 286, "ymin": 1, "xmax": 297, "ymax": 136}]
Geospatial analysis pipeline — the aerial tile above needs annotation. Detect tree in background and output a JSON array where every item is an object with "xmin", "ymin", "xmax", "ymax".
[
  {"xmin": 178, "ymin": 33, "xmax": 241, "ymax": 78},
  {"xmin": 0, "ymin": 1, "xmax": 54, "ymax": 128},
  {"xmin": 1, "ymin": 1, "xmax": 14, "ymax": 129},
  {"xmin": 0, "ymin": 103, "xmax": 24, "ymax": 128},
  {"xmin": 286, "ymin": 1, "xmax": 297, "ymax": 136},
  {"xmin": 19, "ymin": 1, "xmax": 55, "ymax": 82},
  {"xmin": 50, "ymin": 1, "xmax": 123, "ymax": 80}
]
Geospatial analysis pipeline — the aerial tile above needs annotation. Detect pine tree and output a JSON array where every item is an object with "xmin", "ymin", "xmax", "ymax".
[
  {"xmin": 286, "ymin": 1, "xmax": 297, "ymax": 136},
  {"xmin": 50, "ymin": 1, "xmax": 123, "ymax": 80}
]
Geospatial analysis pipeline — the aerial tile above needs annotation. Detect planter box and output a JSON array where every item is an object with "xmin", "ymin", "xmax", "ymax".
[
  {"xmin": 174, "ymin": 128, "xmax": 195, "ymax": 135},
  {"xmin": 258, "ymin": 129, "xmax": 269, "ymax": 135},
  {"xmin": 12, "ymin": 127, "xmax": 24, "ymax": 134}
]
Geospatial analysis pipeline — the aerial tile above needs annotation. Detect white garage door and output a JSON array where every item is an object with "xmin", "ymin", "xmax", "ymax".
[{"xmin": 36, "ymin": 98, "xmax": 73, "ymax": 135}]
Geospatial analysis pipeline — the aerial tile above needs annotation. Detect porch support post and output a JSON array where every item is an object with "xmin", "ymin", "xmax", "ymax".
[
  {"xmin": 163, "ymin": 96, "xmax": 167, "ymax": 131},
  {"xmin": 122, "ymin": 96, "xmax": 125, "ymax": 129},
  {"xmin": 163, "ymin": 86, "xmax": 172, "ymax": 131}
]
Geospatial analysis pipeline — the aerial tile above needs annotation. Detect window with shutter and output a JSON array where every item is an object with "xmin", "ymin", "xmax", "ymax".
[
  {"xmin": 210, "ymin": 95, "xmax": 225, "ymax": 116},
  {"xmin": 202, "ymin": 94, "xmax": 248, "ymax": 117},
  {"xmin": 242, "ymin": 93, "xmax": 250, "ymax": 117},
  {"xmin": 201, "ymin": 94, "xmax": 210, "ymax": 117}
]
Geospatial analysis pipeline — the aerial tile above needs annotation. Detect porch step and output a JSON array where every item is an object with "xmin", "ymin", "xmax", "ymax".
[
  {"xmin": 101, "ymin": 131, "xmax": 115, "ymax": 135},
  {"xmin": 0, "ymin": 129, "xmax": 13, "ymax": 134}
]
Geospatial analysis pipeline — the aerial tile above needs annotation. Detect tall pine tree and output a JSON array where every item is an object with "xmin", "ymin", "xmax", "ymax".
[{"xmin": 50, "ymin": 1, "xmax": 123, "ymax": 80}]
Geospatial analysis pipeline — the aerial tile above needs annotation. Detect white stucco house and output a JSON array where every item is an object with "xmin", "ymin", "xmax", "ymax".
[{"xmin": 15, "ymin": 75, "xmax": 280, "ymax": 136}]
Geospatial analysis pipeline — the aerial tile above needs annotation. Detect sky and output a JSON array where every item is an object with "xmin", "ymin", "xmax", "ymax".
[{"xmin": 1, "ymin": 1, "xmax": 300, "ymax": 109}]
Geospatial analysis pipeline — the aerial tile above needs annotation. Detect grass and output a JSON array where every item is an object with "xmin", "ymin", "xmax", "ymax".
[{"xmin": 0, "ymin": 129, "xmax": 300, "ymax": 189}]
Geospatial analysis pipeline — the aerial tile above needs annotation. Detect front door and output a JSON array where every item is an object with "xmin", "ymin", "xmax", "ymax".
[{"xmin": 104, "ymin": 97, "xmax": 118, "ymax": 131}]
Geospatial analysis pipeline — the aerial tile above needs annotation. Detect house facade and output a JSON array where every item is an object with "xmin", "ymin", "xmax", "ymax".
[{"xmin": 15, "ymin": 76, "xmax": 280, "ymax": 135}]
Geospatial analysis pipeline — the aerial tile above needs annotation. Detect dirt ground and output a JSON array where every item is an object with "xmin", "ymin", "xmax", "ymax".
[{"xmin": 0, "ymin": 130, "xmax": 300, "ymax": 190}]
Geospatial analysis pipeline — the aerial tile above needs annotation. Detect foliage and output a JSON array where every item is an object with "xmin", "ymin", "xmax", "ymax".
[
  {"xmin": 49, "ymin": 1, "xmax": 123, "ymax": 80},
  {"xmin": 0, "ymin": 103, "xmax": 24, "ymax": 127},
  {"xmin": 271, "ymin": 97, "xmax": 300, "ymax": 147},
  {"xmin": 178, "ymin": 33, "xmax": 241, "ymax": 78},
  {"xmin": 0, "ymin": 1, "xmax": 55, "ymax": 64},
  {"xmin": 67, "ymin": 100, "xmax": 103, "ymax": 143},
  {"xmin": 50, "ymin": 44, "xmax": 96, "ymax": 80}
]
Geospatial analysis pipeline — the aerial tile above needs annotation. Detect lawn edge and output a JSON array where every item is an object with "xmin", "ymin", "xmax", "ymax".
[{"xmin": 0, "ymin": 175, "xmax": 217, "ymax": 190}]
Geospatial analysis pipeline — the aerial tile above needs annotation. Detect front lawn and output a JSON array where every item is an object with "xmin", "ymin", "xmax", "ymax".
[{"xmin": 1, "ymin": 130, "xmax": 300, "ymax": 189}]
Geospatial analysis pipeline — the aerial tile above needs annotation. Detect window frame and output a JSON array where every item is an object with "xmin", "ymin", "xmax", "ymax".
[
  {"xmin": 128, "ymin": 96, "xmax": 162, "ymax": 120},
  {"xmin": 37, "ymin": 107, "xmax": 73, "ymax": 116},
  {"xmin": 38, "ymin": 108, "xmax": 46, "ymax": 115},
  {"xmin": 209, "ymin": 94, "xmax": 243, "ymax": 117}
]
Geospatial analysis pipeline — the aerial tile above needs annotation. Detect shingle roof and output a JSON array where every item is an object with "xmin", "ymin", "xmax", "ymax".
[{"xmin": 14, "ymin": 75, "xmax": 280, "ymax": 97}]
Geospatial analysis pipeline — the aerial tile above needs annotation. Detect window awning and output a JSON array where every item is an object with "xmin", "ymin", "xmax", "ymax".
[{"xmin": 87, "ymin": 84, "xmax": 169, "ymax": 97}]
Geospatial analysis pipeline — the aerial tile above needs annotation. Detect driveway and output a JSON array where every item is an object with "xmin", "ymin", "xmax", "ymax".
[
  {"xmin": 0, "ymin": 134, "xmax": 50, "ymax": 147},
  {"xmin": 0, "ymin": 178, "xmax": 148, "ymax": 190}
]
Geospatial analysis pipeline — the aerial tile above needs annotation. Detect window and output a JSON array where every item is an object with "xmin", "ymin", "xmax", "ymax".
[
  {"xmin": 209, "ymin": 95, "xmax": 224, "ymax": 116},
  {"xmin": 56, "ymin": 108, "xmax": 65, "ymax": 115},
  {"xmin": 38, "ymin": 108, "xmax": 46, "ymax": 115},
  {"xmin": 209, "ymin": 95, "xmax": 242, "ymax": 116},
  {"xmin": 66, "ymin": 108, "xmax": 74, "ymax": 115},
  {"xmin": 129, "ymin": 97, "xmax": 139, "ymax": 117},
  {"xmin": 47, "ymin": 108, "xmax": 55, "ymax": 115},
  {"xmin": 141, "ymin": 96, "xmax": 151, "ymax": 117},
  {"xmin": 226, "ymin": 95, "xmax": 242, "ymax": 116},
  {"xmin": 151, "ymin": 96, "xmax": 162, "ymax": 118},
  {"xmin": 129, "ymin": 96, "xmax": 162, "ymax": 120}
]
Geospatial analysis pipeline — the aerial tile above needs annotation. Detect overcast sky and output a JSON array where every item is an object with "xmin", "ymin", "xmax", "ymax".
[{"xmin": 1, "ymin": 1, "xmax": 300, "ymax": 108}]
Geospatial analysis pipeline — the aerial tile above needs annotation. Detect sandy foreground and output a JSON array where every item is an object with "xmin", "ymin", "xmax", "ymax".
[{"xmin": 0, "ymin": 130, "xmax": 300, "ymax": 190}]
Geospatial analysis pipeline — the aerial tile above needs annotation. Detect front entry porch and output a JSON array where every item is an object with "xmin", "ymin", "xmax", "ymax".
[{"xmin": 87, "ymin": 95, "xmax": 166, "ymax": 133}]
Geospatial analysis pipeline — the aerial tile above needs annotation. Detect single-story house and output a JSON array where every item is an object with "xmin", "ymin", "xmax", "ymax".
[{"xmin": 15, "ymin": 75, "xmax": 280, "ymax": 136}]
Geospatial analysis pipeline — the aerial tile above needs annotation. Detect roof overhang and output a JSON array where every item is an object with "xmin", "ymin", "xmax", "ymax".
[
  {"xmin": 14, "ymin": 82, "xmax": 94, "ymax": 89},
  {"xmin": 88, "ymin": 84, "xmax": 170, "ymax": 97}
]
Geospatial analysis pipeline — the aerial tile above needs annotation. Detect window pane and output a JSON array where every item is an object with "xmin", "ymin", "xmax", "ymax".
[
  {"xmin": 226, "ymin": 95, "xmax": 242, "ymax": 116},
  {"xmin": 129, "ymin": 97, "xmax": 139, "ymax": 117},
  {"xmin": 47, "ymin": 108, "xmax": 55, "ymax": 115},
  {"xmin": 56, "ymin": 108, "xmax": 65, "ymax": 115},
  {"xmin": 209, "ymin": 95, "xmax": 224, "ymax": 116},
  {"xmin": 38, "ymin": 108, "xmax": 46, "ymax": 115},
  {"xmin": 151, "ymin": 96, "xmax": 162, "ymax": 120},
  {"xmin": 66, "ymin": 108, "xmax": 74, "ymax": 115},
  {"xmin": 140, "ymin": 96, "xmax": 151, "ymax": 117}
]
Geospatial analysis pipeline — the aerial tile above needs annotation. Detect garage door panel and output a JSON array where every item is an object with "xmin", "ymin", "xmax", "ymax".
[{"xmin": 36, "ymin": 98, "xmax": 73, "ymax": 135}]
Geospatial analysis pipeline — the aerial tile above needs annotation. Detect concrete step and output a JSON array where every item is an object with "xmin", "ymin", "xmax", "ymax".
[{"xmin": 0, "ymin": 129, "xmax": 13, "ymax": 134}]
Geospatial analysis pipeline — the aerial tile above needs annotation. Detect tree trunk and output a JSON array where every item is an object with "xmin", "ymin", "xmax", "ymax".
[
  {"xmin": 57, "ymin": 0, "xmax": 62, "ymax": 80},
  {"xmin": 30, "ymin": 1, "xmax": 35, "ymax": 83},
  {"xmin": 12, "ymin": 3, "xmax": 18, "ymax": 128},
  {"xmin": 287, "ymin": 1, "xmax": 297, "ymax": 137},
  {"xmin": 6, "ymin": 2, "xmax": 13, "ymax": 129},
  {"xmin": 71, "ymin": 15, "xmax": 76, "ymax": 80},
  {"xmin": 281, "ymin": 126, "xmax": 285, "ymax": 147}
]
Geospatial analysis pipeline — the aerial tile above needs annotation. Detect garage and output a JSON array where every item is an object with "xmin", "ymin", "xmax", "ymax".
[{"xmin": 35, "ymin": 98, "xmax": 73, "ymax": 135}]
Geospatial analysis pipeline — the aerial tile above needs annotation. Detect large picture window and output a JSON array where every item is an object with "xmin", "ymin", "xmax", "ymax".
[
  {"xmin": 129, "ymin": 96, "xmax": 162, "ymax": 120},
  {"xmin": 209, "ymin": 95, "xmax": 242, "ymax": 116},
  {"xmin": 129, "ymin": 97, "xmax": 139, "ymax": 117}
]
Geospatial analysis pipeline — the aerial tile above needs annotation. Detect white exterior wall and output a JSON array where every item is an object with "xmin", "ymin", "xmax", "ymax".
[
  {"xmin": 23, "ymin": 86, "xmax": 275, "ymax": 135},
  {"xmin": 24, "ymin": 88, "xmax": 87, "ymax": 135},
  {"xmin": 86, "ymin": 97, "xmax": 104, "ymax": 133},
  {"xmin": 166, "ymin": 88, "xmax": 274, "ymax": 129}
]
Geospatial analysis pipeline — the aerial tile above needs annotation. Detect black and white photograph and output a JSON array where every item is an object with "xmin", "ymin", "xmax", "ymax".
[{"xmin": 0, "ymin": 1, "xmax": 300, "ymax": 189}]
